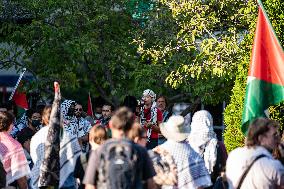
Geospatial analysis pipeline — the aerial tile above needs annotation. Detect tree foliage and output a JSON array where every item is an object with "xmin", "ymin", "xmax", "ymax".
[
  {"xmin": 134, "ymin": 0, "xmax": 256, "ymax": 104},
  {"xmin": 0, "ymin": 0, "xmax": 178, "ymax": 105},
  {"xmin": 224, "ymin": 0, "xmax": 284, "ymax": 152}
]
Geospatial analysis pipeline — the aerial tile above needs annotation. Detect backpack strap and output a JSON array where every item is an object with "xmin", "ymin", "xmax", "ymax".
[{"xmin": 236, "ymin": 154, "xmax": 267, "ymax": 189}]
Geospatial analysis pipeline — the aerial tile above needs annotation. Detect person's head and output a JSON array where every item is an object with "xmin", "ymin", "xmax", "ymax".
[
  {"xmin": 89, "ymin": 124, "xmax": 108, "ymax": 150},
  {"xmin": 1, "ymin": 101, "xmax": 17, "ymax": 117},
  {"xmin": 26, "ymin": 109, "xmax": 42, "ymax": 129},
  {"xmin": 246, "ymin": 118, "xmax": 281, "ymax": 152},
  {"xmin": 61, "ymin": 100, "xmax": 76, "ymax": 119},
  {"xmin": 102, "ymin": 103, "xmax": 114, "ymax": 119},
  {"xmin": 190, "ymin": 110, "xmax": 214, "ymax": 133},
  {"xmin": 109, "ymin": 107, "xmax": 134, "ymax": 138},
  {"xmin": 157, "ymin": 95, "xmax": 168, "ymax": 112},
  {"xmin": 93, "ymin": 96, "xmax": 104, "ymax": 119},
  {"xmin": 127, "ymin": 122, "xmax": 147, "ymax": 147},
  {"xmin": 142, "ymin": 89, "xmax": 156, "ymax": 106},
  {"xmin": 42, "ymin": 105, "xmax": 52, "ymax": 126},
  {"xmin": 75, "ymin": 103, "xmax": 83, "ymax": 118},
  {"xmin": 160, "ymin": 115, "xmax": 190, "ymax": 142},
  {"xmin": 0, "ymin": 111, "xmax": 15, "ymax": 132}
]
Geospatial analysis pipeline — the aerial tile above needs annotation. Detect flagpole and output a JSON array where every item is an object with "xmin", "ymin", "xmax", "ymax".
[
  {"xmin": 257, "ymin": 0, "xmax": 284, "ymax": 52},
  {"xmin": 9, "ymin": 68, "xmax": 26, "ymax": 101}
]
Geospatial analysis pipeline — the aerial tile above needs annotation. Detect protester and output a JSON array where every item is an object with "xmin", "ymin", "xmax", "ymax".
[
  {"xmin": 0, "ymin": 111, "xmax": 30, "ymax": 189},
  {"xmin": 226, "ymin": 118, "xmax": 284, "ymax": 188},
  {"xmin": 140, "ymin": 89, "xmax": 163, "ymax": 149},
  {"xmin": 30, "ymin": 103, "xmax": 81, "ymax": 189},
  {"xmin": 100, "ymin": 103, "xmax": 114, "ymax": 127},
  {"xmin": 61, "ymin": 100, "xmax": 86, "ymax": 141},
  {"xmin": 159, "ymin": 115, "xmax": 212, "ymax": 189},
  {"xmin": 75, "ymin": 103, "xmax": 92, "ymax": 152},
  {"xmin": 93, "ymin": 98, "xmax": 104, "ymax": 124},
  {"xmin": 84, "ymin": 107, "xmax": 157, "ymax": 189},
  {"xmin": 100, "ymin": 103, "xmax": 114, "ymax": 137},
  {"xmin": 157, "ymin": 95, "xmax": 171, "ymax": 145},
  {"xmin": 74, "ymin": 124, "xmax": 108, "ymax": 189},
  {"xmin": 188, "ymin": 110, "xmax": 227, "ymax": 185},
  {"xmin": 11, "ymin": 108, "xmax": 42, "ymax": 138}
]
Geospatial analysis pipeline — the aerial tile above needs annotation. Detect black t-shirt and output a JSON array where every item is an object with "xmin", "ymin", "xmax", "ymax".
[{"xmin": 83, "ymin": 138, "xmax": 156, "ymax": 187}]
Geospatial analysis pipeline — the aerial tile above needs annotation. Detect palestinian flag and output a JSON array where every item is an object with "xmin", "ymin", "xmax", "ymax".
[{"xmin": 241, "ymin": 1, "xmax": 284, "ymax": 134}]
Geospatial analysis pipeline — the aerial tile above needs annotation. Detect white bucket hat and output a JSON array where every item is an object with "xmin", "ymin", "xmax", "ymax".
[{"xmin": 160, "ymin": 115, "xmax": 190, "ymax": 142}]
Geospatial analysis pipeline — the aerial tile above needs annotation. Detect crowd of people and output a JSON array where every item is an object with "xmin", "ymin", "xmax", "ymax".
[{"xmin": 0, "ymin": 88, "xmax": 284, "ymax": 189}]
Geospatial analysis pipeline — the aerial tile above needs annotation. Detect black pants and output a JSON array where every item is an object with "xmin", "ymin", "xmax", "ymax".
[{"xmin": 146, "ymin": 138, "xmax": 158, "ymax": 149}]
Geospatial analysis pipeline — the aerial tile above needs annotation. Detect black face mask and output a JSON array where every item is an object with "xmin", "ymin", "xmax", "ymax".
[{"xmin": 31, "ymin": 119, "xmax": 41, "ymax": 128}]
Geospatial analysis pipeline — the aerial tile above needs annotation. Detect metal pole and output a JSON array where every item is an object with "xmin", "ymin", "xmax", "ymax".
[{"xmin": 9, "ymin": 68, "xmax": 26, "ymax": 100}]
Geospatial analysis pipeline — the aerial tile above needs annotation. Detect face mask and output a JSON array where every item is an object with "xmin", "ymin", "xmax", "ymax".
[
  {"xmin": 31, "ymin": 119, "xmax": 41, "ymax": 128},
  {"xmin": 95, "ymin": 113, "xmax": 102, "ymax": 118}
]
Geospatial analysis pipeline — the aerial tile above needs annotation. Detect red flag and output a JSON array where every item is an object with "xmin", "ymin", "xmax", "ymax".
[
  {"xmin": 13, "ymin": 90, "xmax": 29, "ymax": 109},
  {"xmin": 87, "ymin": 93, "xmax": 94, "ymax": 117}
]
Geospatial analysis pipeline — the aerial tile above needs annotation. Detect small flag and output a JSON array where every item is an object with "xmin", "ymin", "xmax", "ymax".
[
  {"xmin": 241, "ymin": 1, "xmax": 284, "ymax": 134},
  {"xmin": 87, "ymin": 92, "xmax": 94, "ymax": 117}
]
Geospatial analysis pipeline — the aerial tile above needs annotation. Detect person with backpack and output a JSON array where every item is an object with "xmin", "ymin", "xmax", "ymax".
[
  {"xmin": 74, "ymin": 124, "xmax": 108, "ymax": 189},
  {"xmin": 187, "ymin": 110, "xmax": 227, "ymax": 187},
  {"xmin": 83, "ymin": 107, "xmax": 157, "ymax": 189}
]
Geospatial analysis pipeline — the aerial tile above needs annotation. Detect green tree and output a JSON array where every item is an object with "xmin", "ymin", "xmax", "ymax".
[
  {"xmin": 133, "ymin": 0, "xmax": 255, "ymax": 105},
  {"xmin": 224, "ymin": 0, "xmax": 284, "ymax": 152},
  {"xmin": 0, "ymin": 0, "xmax": 178, "ymax": 105}
]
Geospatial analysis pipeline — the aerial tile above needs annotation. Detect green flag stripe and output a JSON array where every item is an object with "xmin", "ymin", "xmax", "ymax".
[{"xmin": 242, "ymin": 78, "xmax": 284, "ymax": 133}]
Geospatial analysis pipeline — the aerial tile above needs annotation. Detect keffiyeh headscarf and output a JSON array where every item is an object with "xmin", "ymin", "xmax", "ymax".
[
  {"xmin": 143, "ymin": 89, "xmax": 156, "ymax": 102},
  {"xmin": 140, "ymin": 89, "xmax": 157, "ymax": 141},
  {"xmin": 188, "ymin": 110, "xmax": 218, "ymax": 174},
  {"xmin": 61, "ymin": 100, "xmax": 78, "ymax": 137}
]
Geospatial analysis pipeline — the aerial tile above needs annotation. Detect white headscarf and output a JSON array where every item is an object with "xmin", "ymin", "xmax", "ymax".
[
  {"xmin": 188, "ymin": 110, "xmax": 218, "ymax": 173},
  {"xmin": 143, "ymin": 89, "xmax": 156, "ymax": 102}
]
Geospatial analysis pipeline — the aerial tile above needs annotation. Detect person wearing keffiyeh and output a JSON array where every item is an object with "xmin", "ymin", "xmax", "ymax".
[
  {"xmin": 0, "ymin": 111, "xmax": 30, "ymax": 189},
  {"xmin": 140, "ymin": 89, "xmax": 163, "ymax": 149},
  {"xmin": 30, "ymin": 83, "xmax": 81, "ymax": 189},
  {"xmin": 187, "ymin": 110, "xmax": 227, "ymax": 184}
]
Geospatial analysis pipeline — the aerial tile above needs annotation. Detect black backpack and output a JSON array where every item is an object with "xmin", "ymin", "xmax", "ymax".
[{"xmin": 97, "ymin": 140, "xmax": 142, "ymax": 189}]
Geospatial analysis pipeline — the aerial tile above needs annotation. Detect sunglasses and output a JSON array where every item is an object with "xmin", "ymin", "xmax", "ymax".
[{"xmin": 75, "ymin": 108, "xmax": 82, "ymax": 112}]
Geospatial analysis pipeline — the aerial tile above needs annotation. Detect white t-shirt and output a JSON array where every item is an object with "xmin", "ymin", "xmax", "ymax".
[{"xmin": 226, "ymin": 146, "xmax": 284, "ymax": 189}]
